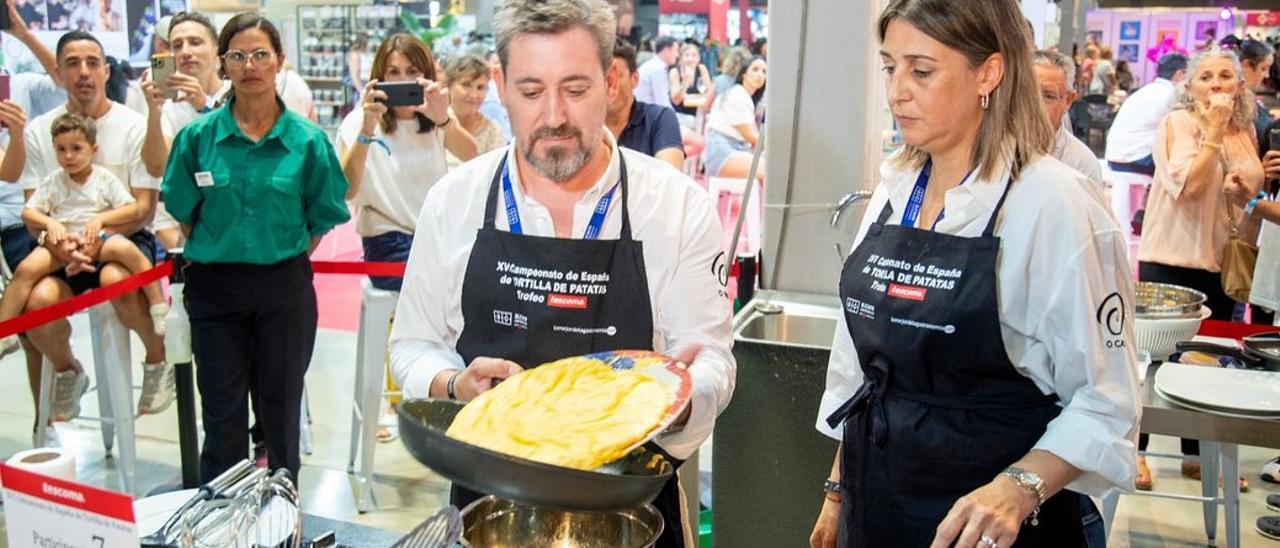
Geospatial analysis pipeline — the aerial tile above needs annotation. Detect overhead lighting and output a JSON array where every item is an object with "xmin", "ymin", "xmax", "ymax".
[{"xmin": 1219, "ymin": 7, "xmax": 1233, "ymax": 21}]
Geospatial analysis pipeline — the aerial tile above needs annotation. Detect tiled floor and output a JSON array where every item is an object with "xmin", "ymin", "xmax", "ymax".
[{"xmin": 0, "ymin": 315, "xmax": 1277, "ymax": 546}]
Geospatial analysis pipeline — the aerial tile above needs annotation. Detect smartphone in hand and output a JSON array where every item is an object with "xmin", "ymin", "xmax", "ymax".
[
  {"xmin": 373, "ymin": 81, "xmax": 423, "ymax": 108},
  {"xmin": 1270, "ymin": 127, "xmax": 1280, "ymax": 152},
  {"xmin": 151, "ymin": 53, "xmax": 177, "ymax": 99}
]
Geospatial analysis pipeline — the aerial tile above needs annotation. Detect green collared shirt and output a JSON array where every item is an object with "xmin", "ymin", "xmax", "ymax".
[{"xmin": 162, "ymin": 97, "xmax": 350, "ymax": 265}]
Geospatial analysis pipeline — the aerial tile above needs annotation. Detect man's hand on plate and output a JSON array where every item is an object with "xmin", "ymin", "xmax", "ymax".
[{"xmin": 452, "ymin": 357, "xmax": 523, "ymax": 401}]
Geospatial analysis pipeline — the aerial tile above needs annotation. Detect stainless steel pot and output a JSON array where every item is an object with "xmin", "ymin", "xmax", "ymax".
[
  {"xmin": 459, "ymin": 496, "xmax": 663, "ymax": 548},
  {"xmin": 1135, "ymin": 282, "xmax": 1208, "ymax": 319}
]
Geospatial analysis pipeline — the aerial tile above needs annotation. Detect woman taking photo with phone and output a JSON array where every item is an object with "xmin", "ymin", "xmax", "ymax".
[
  {"xmin": 809, "ymin": 0, "xmax": 1140, "ymax": 546},
  {"xmin": 339, "ymin": 32, "xmax": 476, "ymax": 292},
  {"xmin": 162, "ymin": 12, "xmax": 350, "ymax": 483}
]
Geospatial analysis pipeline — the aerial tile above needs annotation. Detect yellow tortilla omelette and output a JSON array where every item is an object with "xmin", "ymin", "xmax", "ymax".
[{"xmin": 445, "ymin": 356, "xmax": 672, "ymax": 470}]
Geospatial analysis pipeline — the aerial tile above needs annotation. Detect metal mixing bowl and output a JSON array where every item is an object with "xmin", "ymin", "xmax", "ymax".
[
  {"xmin": 460, "ymin": 496, "xmax": 664, "ymax": 548},
  {"xmin": 1135, "ymin": 282, "xmax": 1208, "ymax": 319}
]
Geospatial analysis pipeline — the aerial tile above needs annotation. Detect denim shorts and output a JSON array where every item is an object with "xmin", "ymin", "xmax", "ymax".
[
  {"xmin": 362, "ymin": 231, "xmax": 412, "ymax": 292},
  {"xmin": 703, "ymin": 128, "xmax": 751, "ymax": 177},
  {"xmin": 1080, "ymin": 493, "xmax": 1107, "ymax": 548}
]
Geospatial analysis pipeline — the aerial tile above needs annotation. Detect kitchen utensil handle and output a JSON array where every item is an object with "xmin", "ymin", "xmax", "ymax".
[
  {"xmin": 204, "ymin": 459, "xmax": 255, "ymax": 496},
  {"xmin": 1174, "ymin": 341, "xmax": 1262, "ymax": 367}
]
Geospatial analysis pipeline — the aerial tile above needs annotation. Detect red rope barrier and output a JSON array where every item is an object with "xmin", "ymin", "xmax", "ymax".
[
  {"xmin": 0, "ymin": 260, "xmax": 409, "ymax": 340},
  {"xmin": 0, "ymin": 261, "xmax": 173, "ymax": 339},
  {"xmin": 310, "ymin": 261, "xmax": 406, "ymax": 277}
]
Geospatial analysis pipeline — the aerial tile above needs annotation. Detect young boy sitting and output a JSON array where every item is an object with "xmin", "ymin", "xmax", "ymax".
[{"xmin": 0, "ymin": 113, "xmax": 168, "ymax": 365}]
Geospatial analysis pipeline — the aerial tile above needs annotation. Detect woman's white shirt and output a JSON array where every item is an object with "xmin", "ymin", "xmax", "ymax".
[
  {"xmin": 817, "ymin": 154, "xmax": 1142, "ymax": 496},
  {"xmin": 706, "ymin": 85, "xmax": 755, "ymax": 142},
  {"xmin": 336, "ymin": 109, "xmax": 450, "ymax": 237}
]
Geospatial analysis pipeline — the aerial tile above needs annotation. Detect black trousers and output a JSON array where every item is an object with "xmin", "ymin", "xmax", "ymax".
[
  {"xmin": 185, "ymin": 255, "xmax": 317, "ymax": 483},
  {"xmin": 1137, "ymin": 261, "xmax": 1231, "ymax": 455}
]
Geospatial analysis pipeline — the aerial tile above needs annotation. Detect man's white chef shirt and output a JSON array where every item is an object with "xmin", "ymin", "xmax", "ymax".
[
  {"xmin": 1052, "ymin": 124, "xmax": 1105, "ymax": 191},
  {"xmin": 817, "ymin": 154, "xmax": 1142, "ymax": 497},
  {"xmin": 389, "ymin": 133, "xmax": 736, "ymax": 460}
]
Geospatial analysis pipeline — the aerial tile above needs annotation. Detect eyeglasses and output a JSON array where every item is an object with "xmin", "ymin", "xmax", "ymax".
[
  {"xmin": 1041, "ymin": 91, "xmax": 1067, "ymax": 104},
  {"xmin": 222, "ymin": 49, "xmax": 276, "ymax": 68}
]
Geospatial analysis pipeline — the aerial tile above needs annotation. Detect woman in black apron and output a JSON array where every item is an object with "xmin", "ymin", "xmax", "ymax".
[
  {"xmin": 445, "ymin": 153, "xmax": 690, "ymax": 547},
  {"xmin": 810, "ymin": 1, "xmax": 1139, "ymax": 547}
]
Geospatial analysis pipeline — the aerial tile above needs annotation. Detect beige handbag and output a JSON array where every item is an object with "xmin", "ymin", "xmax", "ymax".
[
  {"xmin": 1221, "ymin": 164, "xmax": 1258, "ymax": 302},
  {"xmin": 1222, "ymin": 231, "xmax": 1258, "ymax": 303}
]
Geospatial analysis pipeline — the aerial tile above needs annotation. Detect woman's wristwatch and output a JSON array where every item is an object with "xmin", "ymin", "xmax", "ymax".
[{"xmin": 1000, "ymin": 467, "xmax": 1046, "ymax": 525}]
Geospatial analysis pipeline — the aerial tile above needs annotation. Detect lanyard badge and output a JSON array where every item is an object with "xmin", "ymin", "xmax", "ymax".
[{"xmin": 501, "ymin": 163, "xmax": 619, "ymax": 240}]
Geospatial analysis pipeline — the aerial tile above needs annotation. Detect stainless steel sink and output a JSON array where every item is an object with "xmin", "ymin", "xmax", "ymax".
[
  {"xmin": 733, "ymin": 290, "xmax": 840, "ymax": 350},
  {"xmin": 716, "ymin": 290, "xmax": 842, "ymax": 547}
]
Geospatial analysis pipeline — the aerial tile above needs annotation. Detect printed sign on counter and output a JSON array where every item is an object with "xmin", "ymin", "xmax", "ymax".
[{"xmin": 1, "ymin": 464, "xmax": 138, "ymax": 547}]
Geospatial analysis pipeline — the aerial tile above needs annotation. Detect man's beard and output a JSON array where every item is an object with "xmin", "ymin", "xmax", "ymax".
[{"xmin": 522, "ymin": 125, "xmax": 591, "ymax": 182}]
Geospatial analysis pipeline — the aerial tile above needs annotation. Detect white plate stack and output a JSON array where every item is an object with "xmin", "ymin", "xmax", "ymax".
[{"xmin": 1154, "ymin": 364, "xmax": 1280, "ymax": 420}]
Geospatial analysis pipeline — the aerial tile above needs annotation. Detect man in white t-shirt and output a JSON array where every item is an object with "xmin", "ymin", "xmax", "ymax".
[
  {"xmin": 1104, "ymin": 53, "xmax": 1188, "ymax": 176},
  {"xmin": 16, "ymin": 31, "xmax": 172, "ymax": 437},
  {"xmin": 141, "ymin": 11, "xmax": 229, "ymax": 251},
  {"xmin": 1033, "ymin": 50, "xmax": 1104, "ymax": 190},
  {"xmin": 633, "ymin": 36, "xmax": 678, "ymax": 107}
]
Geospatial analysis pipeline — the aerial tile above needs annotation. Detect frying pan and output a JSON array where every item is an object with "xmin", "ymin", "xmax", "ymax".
[
  {"xmin": 397, "ymin": 399, "xmax": 674, "ymax": 511},
  {"xmin": 1175, "ymin": 332, "xmax": 1280, "ymax": 371}
]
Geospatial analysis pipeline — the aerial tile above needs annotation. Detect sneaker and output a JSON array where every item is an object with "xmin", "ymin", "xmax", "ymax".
[
  {"xmin": 136, "ymin": 362, "xmax": 175, "ymax": 415},
  {"xmin": 1268, "ymin": 494, "xmax": 1280, "ymax": 513},
  {"xmin": 31, "ymin": 425, "xmax": 60, "ymax": 448},
  {"xmin": 1258, "ymin": 516, "xmax": 1280, "ymax": 541},
  {"xmin": 1263, "ymin": 456, "xmax": 1280, "ymax": 483},
  {"xmin": 150, "ymin": 303, "xmax": 169, "ymax": 337},
  {"xmin": 0, "ymin": 334, "xmax": 20, "ymax": 359},
  {"xmin": 50, "ymin": 369, "xmax": 89, "ymax": 422}
]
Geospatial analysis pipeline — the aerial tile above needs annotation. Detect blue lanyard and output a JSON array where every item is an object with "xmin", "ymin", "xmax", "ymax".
[
  {"xmin": 501, "ymin": 164, "xmax": 619, "ymax": 239},
  {"xmin": 901, "ymin": 161, "xmax": 931, "ymax": 229},
  {"xmin": 901, "ymin": 160, "xmax": 973, "ymax": 230}
]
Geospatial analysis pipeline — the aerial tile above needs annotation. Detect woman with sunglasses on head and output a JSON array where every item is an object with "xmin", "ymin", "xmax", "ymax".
[{"xmin": 161, "ymin": 12, "xmax": 350, "ymax": 484}]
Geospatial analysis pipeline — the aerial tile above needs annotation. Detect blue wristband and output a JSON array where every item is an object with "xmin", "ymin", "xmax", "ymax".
[
  {"xmin": 357, "ymin": 133, "xmax": 391, "ymax": 155},
  {"xmin": 1245, "ymin": 191, "xmax": 1267, "ymax": 217}
]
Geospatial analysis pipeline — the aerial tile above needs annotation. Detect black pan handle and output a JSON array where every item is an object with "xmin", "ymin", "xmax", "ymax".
[{"xmin": 1174, "ymin": 341, "xmax": 1263, "ymax": 368}]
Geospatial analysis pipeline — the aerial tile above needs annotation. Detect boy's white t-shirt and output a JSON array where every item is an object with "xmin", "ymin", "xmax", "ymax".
[{"xmin": 26, "ymin": 165, "xmax": 137, "ymax": 233}]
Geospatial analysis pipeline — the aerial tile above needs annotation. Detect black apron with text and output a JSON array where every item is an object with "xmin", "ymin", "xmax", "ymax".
[
  {"xmin": 825, "ymin": 176, "xmax": 1085, "ymax": 547},
  {"xmin": 451, "ymin": 155, "xmax": 689, "ymax": 547}
]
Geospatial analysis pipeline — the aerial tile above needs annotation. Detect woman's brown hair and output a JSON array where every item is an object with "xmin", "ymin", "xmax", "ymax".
[
  {"xmin": 369, "ymin": 33, "xmax": 439, "ymax": 134},
  {"xmin": 877, "ymin": 0, "xmax": 1053, "ymax": 181}
]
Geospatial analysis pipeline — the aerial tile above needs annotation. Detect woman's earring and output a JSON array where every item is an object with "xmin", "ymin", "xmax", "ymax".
[{"xmin": 981, "ymin": 93, "xmax": 990, "ymax": 110}]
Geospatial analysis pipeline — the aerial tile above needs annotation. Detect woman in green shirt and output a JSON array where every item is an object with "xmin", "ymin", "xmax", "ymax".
[{"xmin": 161, "ymin": 12, "xmax": 349, "ymax": 484}]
